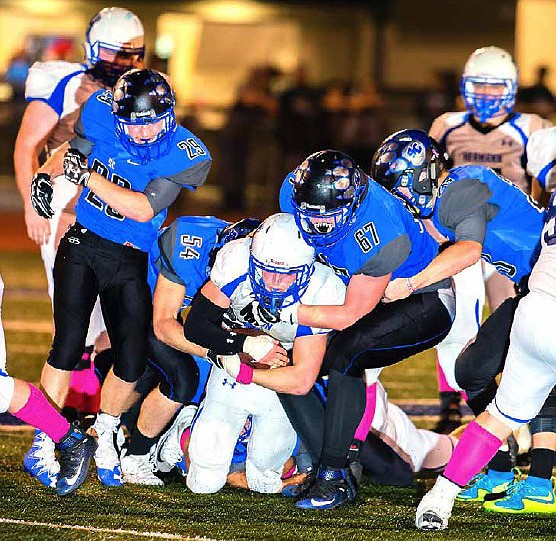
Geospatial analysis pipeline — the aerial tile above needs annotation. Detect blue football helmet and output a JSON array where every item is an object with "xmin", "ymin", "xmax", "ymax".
[
  {"xmin": 371, "ymin": 129, "xmax": 448, "ymax": 218},
  {"xmin": 291, "ymin": 150, "xmax": 368, "ymax": 248},
  {"xmin": 460, "ymin": 46, "xmax": 518, "ymax": 123},
  {"xmin": 249, "ymin": 213, "xmax": 315, "ymax": 314},
  {"xmin": 112, "ymin": 69, "xmax": 176, "ymax": 164}
]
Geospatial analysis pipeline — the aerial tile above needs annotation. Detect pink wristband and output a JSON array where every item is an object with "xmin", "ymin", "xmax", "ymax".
[{"xmin": 236, "ymin": 363, "xmax": 254, "ymax": 385}]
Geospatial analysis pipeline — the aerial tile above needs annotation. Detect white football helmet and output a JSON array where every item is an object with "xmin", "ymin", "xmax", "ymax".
[
  {"xmin": 84, "ymin": 7, "xmax": 145, "ymax": 86},
  {"xmin": 249, "ymin": 213, "xmax": 315, "ymax": 313},
  {"xmin": 460, "ymin": 46, "xmax": 518, "ymax": 123}
]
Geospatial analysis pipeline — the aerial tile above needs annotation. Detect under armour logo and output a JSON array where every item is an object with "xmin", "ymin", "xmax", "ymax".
[
  {"xmin": 68, "ymin": 237, "xmax": 80, "ymax": 244},
  {"xmin": 222, "ymin": 378, "xmax": 237, "ymax": 389}
]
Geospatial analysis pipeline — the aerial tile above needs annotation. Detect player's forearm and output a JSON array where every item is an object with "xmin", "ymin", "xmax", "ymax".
[
  {"xmin": 14, "ymin": 142, "xmax": 41, "ymax": 209},
  {"xmin": 87, "ymin": 172, "xmax": 155, "ymax": 222},
  {"xmin": 410, "ymin": 240, "xmax": 482, "ymax": 290},
  {"xmin": 153, "ymin": 316, "xmax": 207, "ymax": 357},
  {"xmin": 252, "ymin": 364, "xmax": 317, "ymax": 395},
  {"xmin": 35, "ymin": 143, "xmax": 68, "ymax": 180}
]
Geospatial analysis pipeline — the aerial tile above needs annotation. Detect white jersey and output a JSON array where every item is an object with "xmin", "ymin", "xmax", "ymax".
[
  {"xmin": 25, "ymin": 61, "xmax": 104, "ymax": 154},
  {"xmin": 430, "ymin": 111, "xmax": 551, "ymax": 193},
  {"xmin": 210, "ymin": 237, "xmax": 346, "ymax": 350},
  {"xmin": 527, "ymin": 126, "xmax": 556, "ymax": 192},
  {"xmin": 527, "ymin": 196, "xmax": 556, "ymax": 299}
]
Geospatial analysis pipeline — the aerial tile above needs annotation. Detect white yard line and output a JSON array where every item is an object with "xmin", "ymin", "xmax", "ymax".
[{"xmin": 0, "ymin": 518, "xmax": 226, "ymax": 541}]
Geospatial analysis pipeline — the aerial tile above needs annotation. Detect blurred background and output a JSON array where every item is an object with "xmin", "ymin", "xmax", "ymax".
[{"xmin": 0, "ymin": 0, "xmax": 554, "ymax": 228}]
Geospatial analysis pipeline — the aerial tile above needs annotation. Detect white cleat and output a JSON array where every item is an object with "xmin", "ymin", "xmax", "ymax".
[
  {"xmin": 89, "ymin": 413, "xmax": 123, "ymax": 487},
  {"xmin": 152, "ymin": 404, "xmax": 197, "ymax": 473},
  {"xmin": 121, "ymin": 452, "xmax": 164, "ymax": 486},
  {"xmin": 416, "ymin": 477, "xmax": 459, "ymax": 531}
]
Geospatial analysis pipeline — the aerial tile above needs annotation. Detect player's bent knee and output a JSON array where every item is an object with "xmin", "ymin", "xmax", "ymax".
[
  {"xmin": 245, "ymin": 461, "xmax": 282, "ymax": 494},
  {"xmin": 186, "ymin": 463, "xmax": 227, "ymax": 493}
]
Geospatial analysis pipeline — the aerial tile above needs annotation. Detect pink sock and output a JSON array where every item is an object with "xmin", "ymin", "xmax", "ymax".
[
  {"xmin": 436, "ymin": 358, "xmax": 457, "ymax": 393},
  {"xmin": 12, "ymin": 384, "xmax": 70, "ymax": 443},
  {"xmin": 354, "ymin": 383, "xmax": 377, "ymax": 441},
  {"xmin": 180, "ymin": 427, "xmax": 191, "ymax": 454},
  {"xmin": 443, "ymin": 420, "xmax": 503, "ymax": 487}
]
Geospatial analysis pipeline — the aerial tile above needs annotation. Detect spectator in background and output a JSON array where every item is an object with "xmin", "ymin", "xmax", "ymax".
[
  {"xmin": 218, "ymin": 64, "xmax": 280, "ymax": 211},
  {"xmin": 517, "ymin": 65, "xmax": 556, "ymax": 120},
  {"xmin": 416, "ymin": 69, "xmax": 460, "ymax": 129},
  {"xmin": 276, "ymin": 64, "xmax": 324, "ymax": 194},
  {"xmin": 320, "ymin": 79, "xmax": 350, "ymax": 149},
  {"xmin": 4, "ymin": 49, "xmax": 31, "ymax": 101},
  {"xmin": 341, "ymin": 78, "xmax": 387, "ymax": 171}
]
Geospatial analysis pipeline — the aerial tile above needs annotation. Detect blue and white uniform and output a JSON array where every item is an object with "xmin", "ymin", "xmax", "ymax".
[
  {"xmin": 527, "ymin": 126, "xmax": 556, "ymax": 192},
  {"xmin": 186, "ymin": 237, "xmax": 346, "ymax": 494}
]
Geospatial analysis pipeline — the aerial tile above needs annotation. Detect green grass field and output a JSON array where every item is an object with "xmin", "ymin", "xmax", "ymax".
[{"xmin": 1, "ymin": 251, "xmax": 555, "ymax": 540}]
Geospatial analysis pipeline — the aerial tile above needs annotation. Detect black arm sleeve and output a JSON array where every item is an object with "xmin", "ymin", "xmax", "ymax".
[
  {"xmin": 68, "ymin": 106, "xmax": 94, "ymax": 156},
  {"xmin": 183, "ymin": 292, "xmax": 247, "ymax": 355},
  {"xmin": 144, "ymin": 177, "xmax": 183, "ymax": 215}
]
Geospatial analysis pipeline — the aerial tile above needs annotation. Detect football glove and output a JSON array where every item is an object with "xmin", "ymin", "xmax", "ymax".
[
  {"xmin": 243, "ymin": 334, "xmax": 278, "ymax": 363},
  {"xmin": 30, "ymin": 172, "xmax": 54, "ymax": 219},
  {"xmin": 63, "ymin": 148, "xmax": 90, "ymax": 187},
  {"xmin": 240, "ymin": 301, "xmax": 280, "ymax": 327}
]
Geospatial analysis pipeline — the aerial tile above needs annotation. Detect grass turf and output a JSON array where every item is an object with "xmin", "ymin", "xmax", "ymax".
[{"xmin": 1, "ymin": 251, "xmax": 556, "ymax": 540}]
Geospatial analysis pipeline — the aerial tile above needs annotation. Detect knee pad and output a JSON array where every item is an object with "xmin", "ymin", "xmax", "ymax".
[
  {"xmin": 186, "ymin": 462, "xmax": 227, "ymax": 494},
  {"xmin": 0, "ymin": 370, "xmax": 15, "ymax": 414}
]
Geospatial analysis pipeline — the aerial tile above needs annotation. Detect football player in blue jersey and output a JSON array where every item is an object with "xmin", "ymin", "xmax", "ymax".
[
  {"xmin": 15, "ymin": 6, "xmax": 145, "ymax": 488},
  {"xmin": 120, "ymin": 216, "xmax": 262, "ymax": 485},
  {"xmin": 372, "ymin": 129, "xmax": 556, "ymax": 512},
  {"xmin": 236, "ymin": 150, "xmax": 455, "ymax": 510},
  {"xmin": 29, "ymin": 68, "xmax": 212, "ymax": 488}
]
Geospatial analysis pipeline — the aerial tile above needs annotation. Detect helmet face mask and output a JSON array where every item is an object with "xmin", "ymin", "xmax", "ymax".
[
  {"xmin": 85, "ymin": 7, "xmax": 145, "ymax": 87},
  {"xmin": 112, "ymin": 69, "xmax": 177, "ymax": 163},
  {"xmin": 460, "ymin": 46, "xmax": 518, "ymax": 123},
  {"xmin": 248, "ymin": 213, "xmax": 315, "ymax": 314},
  {"xmin": 371, "ymin": 129, "xmax": 447, "ymax": 218},
  {"xmin": 291, "ymin": 150, "xmax": 366, "ymax": 248}
]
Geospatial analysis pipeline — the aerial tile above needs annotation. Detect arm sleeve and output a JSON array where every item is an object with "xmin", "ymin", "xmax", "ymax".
[
  {"xmin": 144, "ymin": 177, "xmax": 183, "ymax": 215},
  {"xmin": 358, "ymin": 235, "xmax": 411, "ymax": 277},
  {"xmin": 166, "ymin": 159, "xmax": 212, "ymax": 189},
  {"xmin": 68, "ymin": 108, "xmax": 94, "ymax": 156},
  {"xmin": 156, "ymin": 223, "xmax": 185, "ymax": 286},
  {"xmin": 438, "ymin": 178, "xmax": 494, "ymax": 243}
]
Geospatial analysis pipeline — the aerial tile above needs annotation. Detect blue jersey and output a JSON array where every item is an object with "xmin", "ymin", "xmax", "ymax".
[
  {"xmin": 280, "ymin": 175, "xmax": 440, "ymax": 285},
  {"xmin": 148, "ymin": 216, "xmax": 229, "ymax": 308},
  {"xmin": 432, "ymin": 165, "xmax": 544, "ymax": 282},
  {"xmin": 74, "ymin": 89, "xmax": 211, "ymax": 252}
]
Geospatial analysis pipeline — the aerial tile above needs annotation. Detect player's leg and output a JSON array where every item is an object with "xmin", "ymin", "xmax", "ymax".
[
  {"xmin": 5, "ymin": 376, "xmax": 96, "ymax": 495},
  {"xmin": 454, "ymin": 296, "xmax": 522, "ymax": 501},
  {"xmin": 297, "ymin": 291, "xmax": 453, "ymax": 510},
  {"xmin": 186, "ymin": 393, "xmax": 247, "ymax": 493},
  {"xmin": 416, "ymin": 291, "xmax": 556, "ymax": 530},
  {"xmin": 434, "ymin": 262, "xmax": 485, "ymax": 433},
  {"xmin": 245, "ymin": 393, "xmax": 297, "ymax": 493},
  {"xmin": 483, "ymin": 261, "xmax": 515, "ymax": 313},
  {"xmin": 91, "ymin": 244, "xmax": 151, "ymax": 486}
]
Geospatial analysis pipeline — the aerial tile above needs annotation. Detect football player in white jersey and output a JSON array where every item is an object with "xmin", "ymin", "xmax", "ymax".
[
  {"xmin": 527, "ymin": 126, "xmax": 556, "ymax": 194},
  {"xmin": 416, "ymin": 193, "xmax": 556, "ymax": 530},
  {"xmin": 428, "ymin": 46, "xmax": 552, "ymax": 433},
  {"xmin": 179, "ymin": 213, "xmax": 346, "ymax": 494},
  {"xmin": 0, "ymin": 273, "xmax": 96, "ymax": 495},
  {"xmin": 13, "ymin": 6, "xmax": 144, "ymax": 488}
]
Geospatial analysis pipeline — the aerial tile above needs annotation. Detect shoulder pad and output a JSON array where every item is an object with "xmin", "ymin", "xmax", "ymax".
[
  {"xmin": 25, "ymin": 61, "xmax": 84, "ymax": 101},
  {"xmin": 210, "ymin": 238, "xmax": 250, "ymax": 290}
]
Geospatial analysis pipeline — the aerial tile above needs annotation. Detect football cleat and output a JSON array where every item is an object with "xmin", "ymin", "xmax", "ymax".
[
  {"xmin": 23, "ymin": 429, "xmax": 60, "ymax": 488},
  {"xmin": 152, "ymin": 404, "xmax": 197, "ymax": 474},
  {"xmin": 55, "ymin": 424, "xmax": 97, "ymax": 496},
  {"xmin": 415, "ymin": 477, "xmax": 459, "ymax": 531},
  {"xmin": 121, "ymin": 452, "xmax": 164, "ymax": 486},
  {"xmin": 295, "ymin": 467, "xmax": 356, "ymax": 510},
  {"xmin": 89, "ymin": 415, "xmax": 123, "ymax": 486},
  {"xmin": 456, "ymin": 469, "xmax": 516, "ymax": 502},
  {"xmin": 483, "ymin": 476, "xmax": 556, "ymax": 514}
]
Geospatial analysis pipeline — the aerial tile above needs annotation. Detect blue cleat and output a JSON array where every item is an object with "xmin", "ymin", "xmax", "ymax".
[
  {"xmin": 483, "ymin": 476, "xmax": 556, "ymax": 513},
  {"xmin": 55, "ymin": 424, "xmax": 97, "ymax": 496},
  {"xmin": 23, "ymin": 429, "xmax": 59, "ymax": 488},
  {"xmin": 295, "ymin": 467, "xmax": 356, "ymax": 510},
  {"xmin": 456, "ymin": 469, "xmax": 516, "ymax": 502},
  {"xmin": 89, "ymin": 415, "xmax": 124, "ymax": 487}
]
